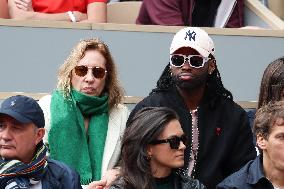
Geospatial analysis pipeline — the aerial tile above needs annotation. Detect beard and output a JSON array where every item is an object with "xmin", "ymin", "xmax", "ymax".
[{"xmin": 172, "ymin": 72, "xmax": 208, "ymax": 91}]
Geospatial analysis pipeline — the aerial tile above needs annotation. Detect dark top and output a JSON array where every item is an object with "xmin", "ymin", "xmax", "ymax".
[
  {"xmin": 128, "ymin": 86, "xmax": 256, "ymax": 189},
  {"xmin": 42, "ymin": 159, "xmax": 82, "ymax": 189},
  {"xmin": 136, "ymin": 0, "xmax": 244, "ymax": 28},
  {"xmin": 216, "ymin": 155, "xmax": 275, "ymax": 189},
  {"xmin": 155, "ymin": 173, "xmax": 176, "ymax": 189},
  {"xmin": 110, "ymin": 171, "xmax": 206, "ymax": 189},
  {"xmin": 247, "ymin": 109, "xmax": 257, "ymax": 145}
]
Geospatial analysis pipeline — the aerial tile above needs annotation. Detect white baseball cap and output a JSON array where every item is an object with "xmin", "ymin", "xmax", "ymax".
[{"xmin": 170, "ymin": 27, "xmax": 215, "ymax": 58}]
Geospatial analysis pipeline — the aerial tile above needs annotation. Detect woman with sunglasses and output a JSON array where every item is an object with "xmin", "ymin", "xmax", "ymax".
[
  {"xmin": 38, "ymin": 38, "xmax": 128, "ymax": 188},
  {"xmin": 111, "ymin": 107, "xmax": 205, "ymax": 189}
]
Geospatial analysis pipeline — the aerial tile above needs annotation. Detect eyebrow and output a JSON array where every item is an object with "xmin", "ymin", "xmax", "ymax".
[{"xmin": 164, "ymin": 134, "xmax": 185, "ymax": 138}]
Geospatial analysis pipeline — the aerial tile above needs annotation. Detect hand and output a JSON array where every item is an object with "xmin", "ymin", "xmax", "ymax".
[
  {"xmin": 102, "ymin": 168, "xmax": 121, "ymax": 189},
  {"xmin": 14, "ymin": 0, "xmax": 33, "ymax": 11},
  {"xmin": 72, "ymin": 11, "xmax": 87, "ymax": 22},
  {"xmin": 87, "ymin": 180, "xmax": 107, "ymax": 189},
  {"xmin": 87, "ymin": 168, "xmax": 120, "ymax": 189}
]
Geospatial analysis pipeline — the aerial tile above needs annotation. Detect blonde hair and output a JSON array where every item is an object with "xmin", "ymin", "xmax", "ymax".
[{"xmin": 57, "ymin": 38, "xmax": 124, "ymax": 109}]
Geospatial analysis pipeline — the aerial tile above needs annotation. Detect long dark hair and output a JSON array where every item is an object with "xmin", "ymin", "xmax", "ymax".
[
  {"xmin": 151, "ymin": 59, "xmax": 233, "ymax": 100},
  {"xmin": 258, "ymin": 57, "xmax": 284, "ymax": 109},
  {"xmin": 115, "ymin": 107, "xmax": 179, "ymax": 189}
]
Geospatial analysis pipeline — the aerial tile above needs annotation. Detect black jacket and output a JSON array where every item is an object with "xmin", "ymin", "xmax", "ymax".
[
  {"xmin": 128, "ymin": 86, "xmax": 256, "ymax": 189},
  {"xmin": 110, "ymin": 172, "xmax": 206, "ymax": 189},
  {"xmin": 42, "ymin": 159, "xmax": 82, "ymax": 189},
  {"xmin": 216, "ymin": 155, "xmax": 275, "ymax": 189}
]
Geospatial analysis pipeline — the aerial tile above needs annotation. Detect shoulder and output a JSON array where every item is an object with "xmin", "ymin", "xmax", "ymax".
[
  {"xmin": 138, "ymin": 90, "xmax": 175, "ymax": 107},
  {"xmin": 38, "ymin": 94, "xmax": 51, "ymax": 108},
  {"xmin": 109, "ymin": 104, "xmax": 129, "ymax": 130},
  {"xmin": 214, "ymin": 97, "xmax": 247, "ymax": 117},
  {"xmin": 111, "ymin": 103, "xmax": 128, "ymax": 113},
  {"xmin": 47, "ymin": 158, "xmax": 79, "ymax": 176},
  {"xmin": 110, "ymin": 104, "xmax": 129, "ymax": 118},
  {"xmin": 44, "ymin": 159, "xmax": 82, "ymax": 189},
  {"xmin": 128, "ymin": 89, "xmax": 181, "ymax": 122},
  {"xmin": 217, "ymin": 159, "xmax": 254, "ymax": 188}
]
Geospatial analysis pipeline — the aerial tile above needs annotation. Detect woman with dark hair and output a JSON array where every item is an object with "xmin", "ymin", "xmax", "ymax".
[
  {"xmin": 111, "ymin": 107, "xmax": 205, "ymax": 189},
  {"xmin": 247, "ymin": 56, "xmax": 284, "ymax": 136},
  {"xmin": 257, "ymin": 57, "xmax": 284, "ymax": 108}
]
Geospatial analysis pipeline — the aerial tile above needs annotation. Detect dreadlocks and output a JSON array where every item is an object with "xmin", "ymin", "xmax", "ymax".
[
  {"xmin": 151, "ymin": 60, "xmax": 233, "ymax": 100},
  {"xmin": 258, "ymin": 56, "xmax": 284, "ymax": 109}
]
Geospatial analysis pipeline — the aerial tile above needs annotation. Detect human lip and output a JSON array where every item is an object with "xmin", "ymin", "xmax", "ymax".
[
  {"xmin": 176, "ymin": 153, "xmax": 184, "ymax": 158},
  {"xmin": 178, "ymin": 73, "xmax": 194, "ymax": 80},
  {"xmin": 0, "ymin": 144, "xmax": 15, "ymax": 149},
  {"xmin": 82, "ymin": 87, "xmax": 96, "ymax": 94}
]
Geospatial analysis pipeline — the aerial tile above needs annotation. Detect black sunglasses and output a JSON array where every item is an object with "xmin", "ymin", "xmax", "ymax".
[
  {"xmin": 150, "ymin": 134, "xmax": 188, "ymax": 149},
  {"xmin": 74, "ymin": 65, "xmax": 107, "ymax": 79},
  {"xmin": 170, "ymin": 54, "xmax": 210, "ymax": 68}
]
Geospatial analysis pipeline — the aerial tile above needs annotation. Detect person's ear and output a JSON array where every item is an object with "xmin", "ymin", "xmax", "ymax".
[
  {"xmin": 208, "ymin": 59, "xmax": 216, "ymax": 74},
  {"xmin": 35, "ymin": 128, "xmax": 45, "ymax": 145},
  {"xmin": 147, "ymin": 145, "xmax": 153, "ymax": 160},
  {"xmin": 256, "ymin": 134, "xmax": 267, "ymax": 150}
]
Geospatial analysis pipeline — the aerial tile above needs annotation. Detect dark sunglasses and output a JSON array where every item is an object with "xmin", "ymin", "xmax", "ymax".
[
  {"xmin": 150, "ymin": 134, "xmax": 188, "ymax": 149},
  {"xmin": 74, "ymin": 65, "xmax": 107, "ymax": 79},
  {"xmin": 170, "ymin": 54, "xmax": 210, "ymax": 68}
]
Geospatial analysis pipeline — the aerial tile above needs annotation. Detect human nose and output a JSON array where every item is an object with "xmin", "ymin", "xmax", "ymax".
[
  {"xmin": 181, "ymin": 60, "xmax": 192, "ymax": 70},
  {"xmin": 84, "ymin": 69, "xmax": 95, "ymax": 83},
  {"xmin": 179, "ymin": 140, "xmax": 186, "ymax": 150},
  {"xmin": 0, "ymin": 126, "xmax": 12, "ymax": 141}
]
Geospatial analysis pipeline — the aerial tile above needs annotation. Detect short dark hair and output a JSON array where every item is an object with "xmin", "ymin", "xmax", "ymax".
[
  {"xmin": 117, "ymin": 107, "xmax": 179, "ymax": 189},
  {"xmin": 253, "ymin": 101, "xmax": 284, "ymax": 139},
  {"xmin": 258, "ymin": 57, "xmax": 284, "ymax": 109}
]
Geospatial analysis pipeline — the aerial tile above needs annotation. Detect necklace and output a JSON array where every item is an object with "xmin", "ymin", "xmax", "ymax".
[{"xmin": 187, "ymin": 108, "xmax": 199, "ymax": 178}]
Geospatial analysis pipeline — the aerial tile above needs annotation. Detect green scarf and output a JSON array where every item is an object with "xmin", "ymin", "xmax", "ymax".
[{"xmin": 49, "ymin": 89, "xmax": 109, "ymax": 185}]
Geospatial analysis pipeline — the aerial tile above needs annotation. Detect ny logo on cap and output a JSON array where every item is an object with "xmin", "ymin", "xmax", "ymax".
[
  {"xmin": 10, "ymin": 101, "xmax": 16, "ymax": 107},
  {"xmin": 184, "ymin": 30, "xmax": 196, "ymax": 42}
]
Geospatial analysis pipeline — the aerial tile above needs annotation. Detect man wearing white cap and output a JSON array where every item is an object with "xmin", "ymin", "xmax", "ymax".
[{"xmin": 128, "ymin": 27, "xmax": 256, "ymax": 189}]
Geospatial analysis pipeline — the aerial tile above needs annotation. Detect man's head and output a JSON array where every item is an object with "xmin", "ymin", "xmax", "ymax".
[
  {"xmin": 169, "ymin": 27, "xmax": 216, "ymax": 91},
  {"xmin": 0, "ymin": 95, "xmax": 45, "ymax": 163},
  {"xmin": 254, "ymin": 101, "xmax": 284, "ymax": 171},
  {"xmin": 152, "ymin": 27, "xmax": 232, "ymax": 100}
]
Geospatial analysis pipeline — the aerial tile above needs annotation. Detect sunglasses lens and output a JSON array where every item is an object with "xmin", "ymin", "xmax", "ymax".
[
  {"xmin": 169, "ymin": 135, "xmax": 188, "ymax": 149},
  {"xmin": 169, "ymin": 137, "xmax": 181, "ymax": 149},
  {"xmin": 74, "ymin": 66, "xmax": 88, "ymax": 77},
  {"xmin": 181, "ymin": 135, "xmax": 188, "ymax": 146},
  {"xmin": 92, "ymin": 67, "xmax": 106, "ymax": 79},
  {"xmin": 171, "ymin": 55, "xmax": 184, "ymax": 67},
  {"xmin": 190, "ymin": 56, "xmax": 204, "ymax": 68}
]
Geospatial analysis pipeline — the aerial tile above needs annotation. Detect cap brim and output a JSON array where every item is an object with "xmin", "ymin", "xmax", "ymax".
[
  {"xmin": 170, "ymin": 44, "xmax": 210, "ymax": 57},
  {"xmin": 0, "ymin": 110, "xmax": 32, "ymax": 124}
]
